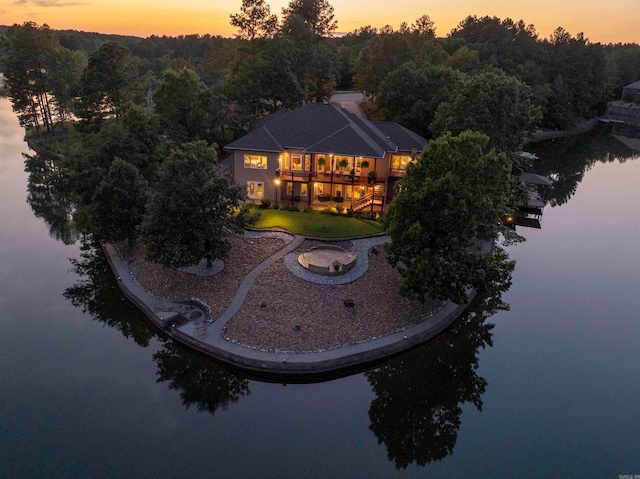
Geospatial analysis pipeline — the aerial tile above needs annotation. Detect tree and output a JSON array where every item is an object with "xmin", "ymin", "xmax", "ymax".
[
  {"xmin": 377, "ymin": 62, "xmax": 462, "ymax": 138},
  {"xmin": 1, "ymin": 22, "xmax": 81, "ymax": 132},
  {"xmin": 353, "ymin": 33, "xmax": 413, "ymax": 96},
  {"xmin": 431, "ymin": 71, "xmax": 541, "ymax": 154},
  {"xmin": 281, "ymin": 0, "xmax": 338, "ymax": 38},
  {"xmin": 76, "ymin": 42, "xmax": 139, "ymax": 127},
  {"xmin": 88, "ymin": 158, "xmax": 148, "ymax": 244},
  {"xmin": 230, "ymin": 0, "xmax": 278, "ymax": 40},
  {"xmin": 140, "ymin": 141, "xmax": 257, "ymax": 268},
  {"xmin": 384, "ymin": 131, "xmax": 515, "ymax": 303}
]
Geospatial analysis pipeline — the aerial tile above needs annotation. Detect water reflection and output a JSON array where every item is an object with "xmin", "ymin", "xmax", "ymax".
[
  {"xmin": 65, "ymin": 239, "xmax": 155, "ymax": 347},
  {"xmin": 64, "ymin": 240, "xmax": 512, "ymax": 468},
  {"xmin": 24, "ymin": 152, "xmax": 81, "ymax": 245},
  {"xmin": 365, "ymin": 267, "xmax": 511, "ymax": 469},
  {"xmin": 65, "ymin": 241, "xmax": 252, "ymax": 414},
  {"xmin": 154, "ymin": 342, "xmax": 251, "ymax": 415},
  {"xmin": 527, "ymin": 125, "xmax": 638, "ymax": 207}
]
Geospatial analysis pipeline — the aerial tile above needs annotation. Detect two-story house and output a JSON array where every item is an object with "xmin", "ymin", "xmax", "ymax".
[{"xmin": 224, "ymin": 103, "xmax": 428, "ymax": 212}]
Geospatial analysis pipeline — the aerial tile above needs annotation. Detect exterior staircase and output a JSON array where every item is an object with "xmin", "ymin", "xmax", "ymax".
[{"xmin": 351, "ymin": 184, "xmax": 385, "ymax": 212}]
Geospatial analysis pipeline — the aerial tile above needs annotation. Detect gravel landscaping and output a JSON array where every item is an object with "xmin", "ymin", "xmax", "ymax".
[
  {"xmin": 223, "ymin": 244, "xmax": 439, "ymax": 352},
  {"xmin": 123, "ymin": 233, "xmax": 285, "ymax": 319}
]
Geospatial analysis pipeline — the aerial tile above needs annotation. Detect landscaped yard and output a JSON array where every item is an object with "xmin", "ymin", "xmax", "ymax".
[{"xmin": 252, "ymin": 209, "xmax": 385, "ymax": 238}]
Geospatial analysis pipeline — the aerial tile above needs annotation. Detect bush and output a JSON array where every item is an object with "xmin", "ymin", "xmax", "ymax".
[
  {"xmin": 285, "ymin": 206, "xmax": 300, "ymax": 212},
  {"xmin": 335, "ymin": 205, "xmax": 344, "ymax": 214},
  {"xmin": 303, "ymin": 206, "xmax": 313, "ymax": 213},
  {"xmin": 346, "ymin": 207, "xmax": 354, "ymax": 217},
  {"xmin": 321, "ymin": 207, "xmax": 337, "ymax": 215},
  {"xmin": 260, "ymin": 198, "xmax": 272, "ymax": 209}
]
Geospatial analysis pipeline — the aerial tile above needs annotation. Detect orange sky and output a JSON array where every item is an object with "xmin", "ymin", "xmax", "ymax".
[{"xmin": 2, "ymin": 0, "xmax": 638, "ymax": 44}]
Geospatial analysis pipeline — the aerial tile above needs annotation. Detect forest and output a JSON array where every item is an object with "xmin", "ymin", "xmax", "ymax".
[{"xmin": 2, "ymin": 0, "xmax": 640, "ymax": 143}]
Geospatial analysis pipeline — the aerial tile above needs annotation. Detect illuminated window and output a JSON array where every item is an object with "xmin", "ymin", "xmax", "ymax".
[
  {"xmin": 304, "ymin": 155, "xmax": 311, "ymax": 171},
  {"xmin": 392, "ymin": 155, "xmax": 411, "ymax": 170},
  {"xmin": 244, "ymin": 155, "xmax": 267, "ymax": 169},
  {"xmin": 247, "ymin": 181, "xmax": 264, "ymax": 199},
  {"xmin": 301, "ymin": 183, "xmax": 308, "ymax": 196},
  {"xmin": 291, "ymin": 154, "xmax": 302, "ymax": 171},
  {"xmin": 287, "ymin": 182, "xmax": 293, "ymax": 195}
]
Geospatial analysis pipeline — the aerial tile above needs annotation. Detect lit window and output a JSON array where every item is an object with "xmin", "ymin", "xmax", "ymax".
[
  {"xmin": 244, "ymin": 154, "xmax": 267, "ymax": 169},
  {"xmin": 304, "ymin": 155, "xmax": 311, "ymax": 171},
  {"xmin": 247, "ymin": 181, "xmax": 264, "ymax": 199},
  {"xmin": 392, "ymin": 155, "xmax": 411, "ymax": 170},
  {"xmin": 301, "ymin": 183, "xmax": 308, "ymax": 196},
  {"xmin": 287, "ymin": 182, "xmax": 293, "ymax": 195},
  {"xmin": 291, "ymin": 154, "xmax": 302, "ymax": 171}
]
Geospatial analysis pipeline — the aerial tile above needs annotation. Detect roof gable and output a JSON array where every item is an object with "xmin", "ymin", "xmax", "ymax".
[{"xmin": 224, "ymin": 103, "xmax": 427, "ymax": 157}]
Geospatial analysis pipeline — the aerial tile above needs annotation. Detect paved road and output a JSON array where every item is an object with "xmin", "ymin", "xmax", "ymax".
[{"xmin": 330, "ymin": 92, "xmax": 366, "ymax": 118}]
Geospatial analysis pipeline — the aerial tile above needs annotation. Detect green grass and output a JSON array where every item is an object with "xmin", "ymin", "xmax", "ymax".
[{"xmin": 252, "ymin": 209, "xmax": 385, "ymax": 238}]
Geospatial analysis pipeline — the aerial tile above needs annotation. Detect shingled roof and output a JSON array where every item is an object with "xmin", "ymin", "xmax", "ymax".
[{"xmin": 224, "ymin": 103, "xmax": 427, "ymax": 158}]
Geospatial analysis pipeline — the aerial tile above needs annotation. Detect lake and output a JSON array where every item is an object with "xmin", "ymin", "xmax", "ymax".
[{"xmin": 1, "ymin": 97, "xmax": 638, "ymax": 478}]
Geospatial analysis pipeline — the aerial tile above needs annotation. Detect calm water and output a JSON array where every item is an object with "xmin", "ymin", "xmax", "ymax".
[{"xmin": 1, "ymin": 97, "xmax": 639, "ymax": 478}]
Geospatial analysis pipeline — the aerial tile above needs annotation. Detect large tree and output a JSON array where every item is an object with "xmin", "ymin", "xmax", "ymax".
[
  {"xmin": 377, "ymin": 62, "xmax": 462, "ymax": 138},
  {"xmin": 153, "ymin": 68, "xmax": 230, "ymax": 146},
  {"xmin": 431, "ymin": 71, "xmax": 541, "ymax": 154},
  {"xmin": 88, "ymin": 158, "xmax": 148, "ymax": 244},
  {"xmin": 384, "ymin": 131, "xmax": 515, "ymax": 303},
  {"xmin": 230, "ymin": 0, "xmax": 278, "ymax": 40},
  {"xmin": 76, "ymin": 42, "xmax": 139, "ymax": 127},
  {"xmin": 1, "ymin": 22, "xmax": 82, "ymax": 132},
  {"xmin": 281, "ymin": 0, "xmax": 338, "ymax": 38},
  {"xmin": 140, "ymin": 141, "xmax": 256, "ymax": 268}
]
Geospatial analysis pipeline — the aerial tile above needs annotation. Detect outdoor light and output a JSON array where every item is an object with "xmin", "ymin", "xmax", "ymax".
[{"xmin": 275, "ymin": 179, "xmax": 280, "ymax": 185}]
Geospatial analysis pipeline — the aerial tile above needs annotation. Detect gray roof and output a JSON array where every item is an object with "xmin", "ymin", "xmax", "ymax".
[
  {"xmin": 374, "ymin": 121, "xmax": 428, "ymax": 152},
  {"xmin": 224, "ymin": 103, "xmax": 427, "ymax": 158},
  {"xmin": 623, "ymin": 80, "xmax": 640, "ymax": 90}
]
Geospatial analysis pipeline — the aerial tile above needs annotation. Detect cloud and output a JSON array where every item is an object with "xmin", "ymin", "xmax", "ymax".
[{"xmin": 13, "ymin": 0, "xmax": 88, "ymax": 6}]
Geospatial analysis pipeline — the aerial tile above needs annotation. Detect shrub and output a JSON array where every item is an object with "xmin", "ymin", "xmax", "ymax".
[
  {"xmin": 303, "ymin": 206, "xmax": 313, "ymax": 213},
  {"xmin": 260, "ymin": 198, "xmax": 272, "ymax": 209},
  {"xmin": 346, "ymin": 207, "xmax": 354, "ymax": 217},
  {"xmin": 321, "ymin": 207, "xmax": 337, "ymax": 215},
  {"xmin": 335, "ymin": 205, "xmax": 344, "ymax": 214}
]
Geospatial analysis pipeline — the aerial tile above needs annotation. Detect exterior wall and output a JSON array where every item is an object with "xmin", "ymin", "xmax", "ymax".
[{"xmin": 232, "ymin": 150, "xmax": 280, "ymax": 203}]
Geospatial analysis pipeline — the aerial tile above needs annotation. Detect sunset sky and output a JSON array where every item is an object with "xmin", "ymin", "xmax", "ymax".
[{"xmin": 2, "ymin": 0, "xmax": 638, "ymax": 44}]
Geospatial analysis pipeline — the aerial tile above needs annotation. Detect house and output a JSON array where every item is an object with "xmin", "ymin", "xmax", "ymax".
[
  {"xmin": 224, "ymin": 103, "xmax": 428, "ymax": 212},
  {"xmin": 621, "ymin": 80, "xmax": 640, "ymax": 103}
]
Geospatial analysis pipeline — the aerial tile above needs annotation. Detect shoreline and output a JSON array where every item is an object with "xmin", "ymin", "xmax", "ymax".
[{"xmin": 101, "ymin": 235, "xmax": 478, "ymax": 377}]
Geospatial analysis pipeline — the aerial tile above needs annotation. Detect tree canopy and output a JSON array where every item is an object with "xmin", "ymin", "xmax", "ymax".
[
  {"xmin": 140, "ymin": 141, "xmax": 256, "ymax": 268},
  {"xmin": 384, "ymin": 131, "xmax": 515, "ymax": 303},
  {"xmin": 230, "ymin": 0, "xmax": 279, "ymax": 40},
  {"xmin": 431, "ymin": 71, "xmax": 541, "ymax": 154},
  {"xmin": 281, "ymin": 0, "xmax": 338, "ymax": 38}
]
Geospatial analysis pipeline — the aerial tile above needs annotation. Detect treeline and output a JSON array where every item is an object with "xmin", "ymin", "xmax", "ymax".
[{"xmin": 2, "ymin": 4, "xmax": 640, "ymax": 140}]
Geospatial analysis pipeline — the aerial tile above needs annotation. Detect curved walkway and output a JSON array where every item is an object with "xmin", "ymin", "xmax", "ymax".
[{"xmin": 102, "ymin": 231, "xmax": 474, "ymax": 376}]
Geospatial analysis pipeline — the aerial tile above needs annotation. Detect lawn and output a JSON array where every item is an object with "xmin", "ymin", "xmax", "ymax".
[{"xmin": 251, "ymin": 209, "xmax": 385, "ymax": 238}]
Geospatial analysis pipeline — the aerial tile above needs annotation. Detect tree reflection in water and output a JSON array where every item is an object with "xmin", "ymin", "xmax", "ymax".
[
  {"xmin": 65, "ymin": 241, "xmax": 251, "ymax": 414},
  {"xmin": 65, "ymin": 239, "xmax": 155, "ymax": 347},
  {"xmin": 154, "ymin": 342, "xmax": 250, "ymax": 415},
  {"xmin": 24, "ymin": 152, "xmax": 81, "ymax": 245},
  {"xmin": 65, "ymin": 240, "xmax": 513, "ymax": 450},
  {"xmin": 528, "ymin": 125, "xmax": 638, "ymax": 207},
  {"xmin": 365, "ymin": 265, "xmax": 513, "ymax": 469}
]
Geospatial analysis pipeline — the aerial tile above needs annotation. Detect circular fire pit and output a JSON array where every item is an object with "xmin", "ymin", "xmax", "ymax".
[{"xmin": 298, "ymin": 245, "xmax": 356, "ymax": 276}]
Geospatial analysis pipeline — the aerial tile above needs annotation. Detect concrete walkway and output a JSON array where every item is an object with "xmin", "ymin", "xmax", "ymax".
[{"xmin": 103, "ymin": 233, "xmax": 474, "ymax": 376}]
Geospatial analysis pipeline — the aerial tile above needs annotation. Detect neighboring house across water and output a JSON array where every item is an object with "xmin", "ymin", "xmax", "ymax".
[
  {"xmin": 621, "ymin": 80, "xmax": 640, "ymax": 103},
  {"xmin": 604, "ymin": 79, "xmax": 640, "ymax": 125},
  {"xmin": 224, "ymin": 103, "xmax": 427, "ymax": 212}
]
